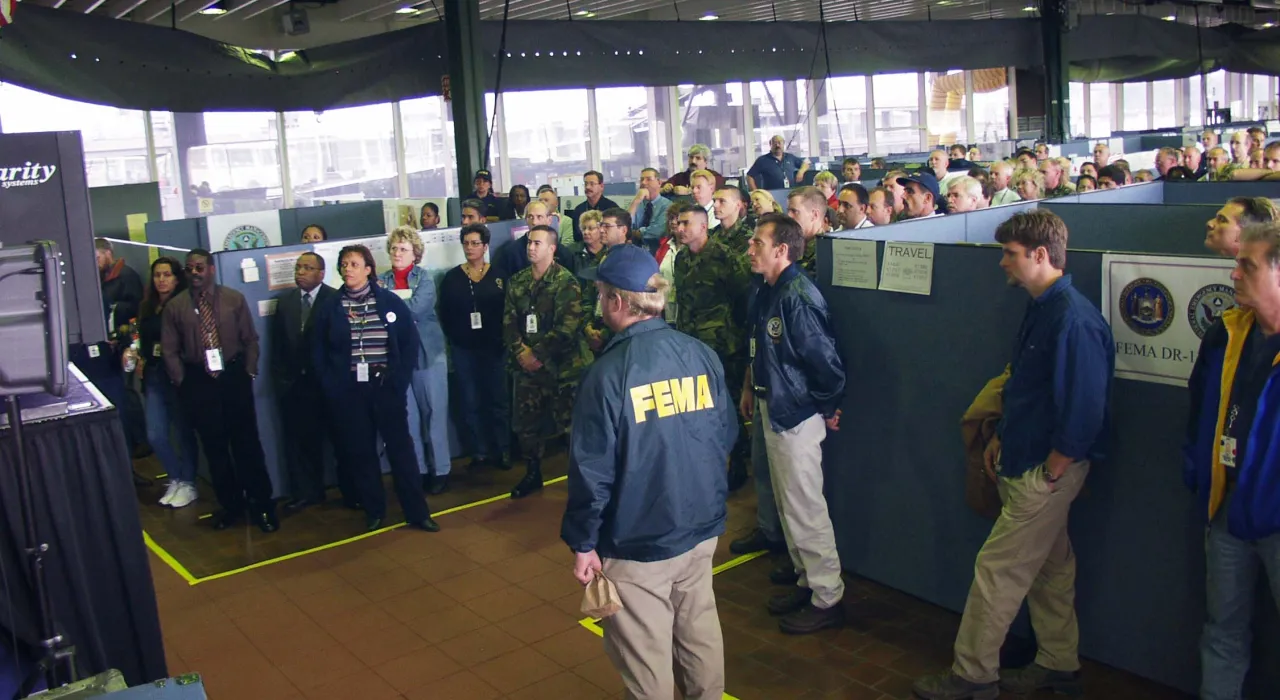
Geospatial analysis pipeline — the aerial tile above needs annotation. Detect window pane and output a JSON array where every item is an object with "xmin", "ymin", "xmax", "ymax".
[
  {"xmin": 1190, "ymin": 76, "xmax": 1203, "ymax": 127},
  {"xmin": 503, "ymin": 89, "xmax": 590, "ymax": 189},
  {"xmin": 401, "ymin": 96, "xmax": 454, "ymax": 198},
  {"xmin": 872, "ymin": 72, "xmax": 921, "ymax": 154},
  {"xmin": 1152, "ymin": 80, "xmax": 1177, "ymax": 129},
  {"xmin": 284, "ymin": 104, "xmax": 397, "ymax": 207},
  {"xmin": 1253, "ymin": 74, "xmax": 1275, "ymax": 120},
  {"xmin": 1206, "ymin": 70, "xmax": 1226, "ymax": 120},
  {"xmin": 1089, "ymin": 83, "xmax": 1112, "ymax": 138},
  {"xmin": 0, "ymin": 82, "xmax": 150, "ymax": 192},
  {"xmin": 1122, "ymin": 83, "xmax": 1148, "ymax": 131},
  {"xmin": 925, "ymin": 71, "xmax": 966, "ymax": 147},
  {"xmin": 750, "ymin": 80, "xmax": 810, "ymax": 157},
  {"xmin": 677, "ymin": 83, "xmax": 745, "ymax": 177},
  {"xmin": 178, "ymin": 112, "xmax": 283, "ymax": 213},
  {"xmin": 597, "ymin": 86, "xmax": 657, "ymax": 185},
  {"xmin": 972, "ymin": 69, "xmax": 1010, "ymax": 143},
  {"xmin": 816, "ymin": 76, "xmax": 868, "ymax": 158},
  {"xmin": 1069, "ymin": 83, "xmax": 1086, "ymax": 139}
]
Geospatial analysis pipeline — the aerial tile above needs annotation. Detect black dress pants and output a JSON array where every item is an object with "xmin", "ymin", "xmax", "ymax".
[
  {"xmin": 178, "ymin": 360, "xmax": 274, "ymax": 514},
  {"xmin": 279, "ymin": 380, "xmax": 354, "ymax": 503},
  {"xmin": 331, "ymin": 376, "xmax": 430, "ymax": 523}
]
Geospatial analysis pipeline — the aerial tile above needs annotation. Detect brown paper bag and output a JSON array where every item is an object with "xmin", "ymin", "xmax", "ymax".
[{"xmin": 580, "ymin": 571, "xmax": 624, "ymax": 618}]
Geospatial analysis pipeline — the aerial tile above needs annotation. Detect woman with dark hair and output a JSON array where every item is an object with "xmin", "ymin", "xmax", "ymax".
[
  {"xmin": 311, "ymin": 245, "xmax": 440, "ymax": 533},
  {"xmin": 125, "ymin": 257, "xmax": 201, "ymax": 508},
  {"xmin": 438, "ymin": 224, "xmax": 510, "ymax": 470},
  {"xmin": 301, "ymin": 224, "xmax": 327, "ymax": 243},
  {"xmin": 505, "ymin": 184, "xmax": 531, "ymax": 220}
]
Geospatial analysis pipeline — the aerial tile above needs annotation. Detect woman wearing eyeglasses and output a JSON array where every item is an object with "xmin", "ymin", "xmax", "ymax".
[{"xmin": 439, "ymin": 223, "xmax": 510, "ymax": 471}]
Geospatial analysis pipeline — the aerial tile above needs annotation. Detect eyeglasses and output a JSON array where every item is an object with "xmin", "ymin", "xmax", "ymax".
[
  {"xmin": 600, "ymin": 223, "xmax": 623, "ymax": 230},
  {"xmin": 294, "ymin": 264, "xmax": 321, "ymax": 272},
  {"xmin": 184, "ymin": 264, "xmax": 207, "ymax": 273}
]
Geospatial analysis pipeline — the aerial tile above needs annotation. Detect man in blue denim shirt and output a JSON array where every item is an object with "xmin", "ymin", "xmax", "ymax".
[{"xmin": 914, "ymin": 210, "xmax": 1113, "ymax": 700}]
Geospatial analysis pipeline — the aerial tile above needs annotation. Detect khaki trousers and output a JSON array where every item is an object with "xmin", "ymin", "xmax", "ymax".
[
  {"xmin": 760, "ymin": 401, "xmax": 845, "ymax": 609},
  {"xmin": 602, "ymin": 537, "xmax": 724, "ymax": 700},
  {"xmin": 952, "ymin": 460, "xmax": 1089, "ymax": 683}
]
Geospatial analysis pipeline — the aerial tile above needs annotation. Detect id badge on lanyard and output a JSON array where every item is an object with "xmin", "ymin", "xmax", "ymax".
[
  {"xmin": 356, "ymin": 362, "xmax": 370, "ymax": 383},
  {"xmin": 470, "ymin": 312, "xmax": 483, "ymax": 330},
  {"xmin": 205, "ymin": 348, "xmax": 224, "ymax": 372}
]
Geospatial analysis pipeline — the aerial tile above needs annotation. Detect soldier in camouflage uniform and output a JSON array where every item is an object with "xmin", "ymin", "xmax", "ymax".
[
  {"xmin": 1041, "ymin": 157, "xmax": 1076, "ymax": 198},
  {"xmin": 787, "ymin": 186, "xmax": 828, "ymax": 281},
  {"xmin": 584, "ymin": 208, "xmax": 645, "ymax": 354},
  {"xmin": 673, "ymin": 206, "xmax": 753, "ymax": 489},
  {"xmin": 712, "ymin": 187, "xmax": 754, "ymax": 258},
  {"xmin": 503, "ymin": 225, "xmax": 593, "ymax": 498}
]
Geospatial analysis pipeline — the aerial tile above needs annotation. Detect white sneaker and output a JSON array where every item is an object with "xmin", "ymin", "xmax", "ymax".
[
  {"xmin": 158, "ymin": 481, "xmax": 180, "ymax": 506},
  {"xmin": 168, "ymin": 483, "xmax": 198, "ymax": 509}
]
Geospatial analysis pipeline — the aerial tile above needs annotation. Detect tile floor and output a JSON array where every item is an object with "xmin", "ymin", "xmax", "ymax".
[{"xmin": 145, "ymin": 458, "xmax": 1193, "ymax": 699}]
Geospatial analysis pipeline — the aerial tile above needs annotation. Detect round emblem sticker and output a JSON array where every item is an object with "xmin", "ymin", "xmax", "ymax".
[
  {"xmin": 1187, "ymin": 283, "xmax": 1235, "ymax": 339},
  {"xmin": 1119, "ymin": 277, "xmax": 1175, "ymax": 337},
  {"xmin": 766, "ymin": 317, "xmax": 783, "ymax": 339},
  {"xmin": 386, "ymin": 312, "xmax": 397, "ymax": 324},
  {"xmin": 223, "ymin": 224, "xmax": 270, "ymax": 250}
]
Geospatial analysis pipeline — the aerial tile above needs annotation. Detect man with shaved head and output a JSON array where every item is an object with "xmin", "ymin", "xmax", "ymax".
[{"xmin": 711, "ymin": 187, "xmax": 753, "ymax": 257}]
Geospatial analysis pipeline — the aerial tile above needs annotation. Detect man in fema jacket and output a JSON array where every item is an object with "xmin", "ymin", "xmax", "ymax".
[{"xmin": 1185, "ymin": 221, "xmax": 1280, "ymax": 700}]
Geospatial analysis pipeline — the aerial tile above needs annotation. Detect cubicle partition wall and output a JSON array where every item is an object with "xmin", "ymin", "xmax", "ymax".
[
  {"xmin": 1164, "ymin": 181, "xmax": 1280, "ymax": 205},
  {"xmin": 108, "ymin": 239, "xmax": 192, "ymax": 283},
  {"xmin": 209, "ymin": 220, "xmax": 520, "ymax": 497},
  {"xmin": 144, "ymin": 218, "xmax": 204, "ymax": 250},
  {"xmin": 279, "ymin": 201, "xmax": 385, "ymax": 244},
  {"xmin": 89, "ymin": 183, "xmax": 163, "ymax": 243},
  {"xmin": 1040, "ymin": 202, "xmax": 1218, "ymax": 255}
]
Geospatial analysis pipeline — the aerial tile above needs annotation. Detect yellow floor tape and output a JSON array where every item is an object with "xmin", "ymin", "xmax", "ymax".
[
  {"xmin": 575, "ymin": 550, "xmax": 767, "ymax": 700},
  {"xmin": 144, "ymin": 475, "xmax": 570, "ymax": 586}
]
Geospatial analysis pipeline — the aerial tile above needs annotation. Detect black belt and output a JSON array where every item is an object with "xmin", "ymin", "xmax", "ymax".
[{"xmin": 352, "ymin": 363, "xmax": 389, "ymax": 380}]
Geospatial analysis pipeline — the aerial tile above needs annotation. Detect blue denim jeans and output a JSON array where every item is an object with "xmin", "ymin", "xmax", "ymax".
[
  {"xmin": 406, "ymin": 359, "xmax": 452, "ymax": 477},
  {"xmin": 753, "ymin": 402, "xmax": 783, "ymax": 544},
  {"xmin": 143, "ymin": 369, "xmax": 200, "ymax": 483},
  {"xmin": 451, "ymin": 346, "xmax": 510, "ymax": 461},
  {"xmin": 1201, "ymin": 493, "xmax": 1280, "ymax": 700}
]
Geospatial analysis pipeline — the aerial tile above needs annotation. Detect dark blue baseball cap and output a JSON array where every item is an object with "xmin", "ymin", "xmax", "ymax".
[
  {"xmin": 897, "ymin": 171, "xmax": 940, "ymax": 201},
  {"xmin": 578, "ymin": 245, "xmax": 659, "ymax": 292}
]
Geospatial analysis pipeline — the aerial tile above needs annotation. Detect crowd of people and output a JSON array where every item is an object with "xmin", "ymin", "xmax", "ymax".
[{"xmin": 84, "ymin": 126, "xmax": 1280, "ymax": 700}]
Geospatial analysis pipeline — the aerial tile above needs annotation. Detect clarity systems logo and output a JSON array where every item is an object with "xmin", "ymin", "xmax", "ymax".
[{"xmin": 1, "ymin": 162, "xmax": 58, "ymax": 189}]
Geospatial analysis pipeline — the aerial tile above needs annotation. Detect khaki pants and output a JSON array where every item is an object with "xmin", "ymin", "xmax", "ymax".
[
  {"xmin": 953, "ymin": 460, "xmax": 1090, "ymax": 683},
  {"xmin": 760, "ymin": 401, "xmax": 845, "ymax": 609},
  {"xmin": 602, "ymin": 537, "xmax": 724, "ymax": 700}
]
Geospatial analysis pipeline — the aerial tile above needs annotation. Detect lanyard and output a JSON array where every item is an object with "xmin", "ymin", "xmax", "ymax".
[
  {"xmin": 349, "ymin": 298, "xmax": 375, "ymax": 361},
  {"xmin": 464, "ymin": 263, "xmax": 488, "ymax": 314}
]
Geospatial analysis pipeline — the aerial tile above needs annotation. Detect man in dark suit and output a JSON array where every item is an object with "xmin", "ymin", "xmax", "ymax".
[{"xmin": 271, "ymin": 251, "xmax": 344, "ymax": 512}]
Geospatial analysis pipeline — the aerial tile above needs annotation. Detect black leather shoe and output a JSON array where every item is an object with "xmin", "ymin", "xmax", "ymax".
[
  {"xmin": 409, "ymin": 517, "xmax": 440, "ymax": 533},
  {"xmin": 427, "ymin": 475, "xmax": 450, "ymax": 496},
  {"xmin": 779, "ymin": 602, "xmax": 844, "ymax": 634},
  {"xmin": 209, "ymin": 510, "xmax": 241, "ymax": 530},
  {"xmin": 511, "ymin": 472, "xmax": 543, "ymax": 499},
  {"xmin": 770, "ymin": 560, "xmax": 800, "ymax": 586},
  {"xmin": 767, "ymin": 586, "xmax": 813, "ymax": 616},
  {"xmin": 730, "ymin": 528, "xmax": 786, "ymax": 555},
  {"xmin": 256, "ymin": 509, "xmax": 280, "ymax": 533},
  {"xmin": 365, "ymin": 516, "xmax": 384, "ymax": 532},
  {"xmin": 284, "ymin": 497, "xmax": 321, "ymax": 513}
]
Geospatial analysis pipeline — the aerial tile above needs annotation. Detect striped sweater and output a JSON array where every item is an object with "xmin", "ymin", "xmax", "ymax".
[{"xmin": 342, "ymin": 285, "xmax": 388, "ymax": 367}]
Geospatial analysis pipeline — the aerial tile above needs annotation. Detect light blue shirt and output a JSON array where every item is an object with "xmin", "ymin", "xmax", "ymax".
[
  {"xmin": 632, "ymin": 194, "xmax": 671, "ymax": 245},
  {"xmin": 378, "ymin": 266, "xmax": 447, "ymax": 368}
]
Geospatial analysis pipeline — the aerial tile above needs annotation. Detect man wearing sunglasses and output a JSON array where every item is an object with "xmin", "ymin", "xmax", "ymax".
[{"xmin": 162, "ymin": 249, "xmax": 279, "ymax": 533}]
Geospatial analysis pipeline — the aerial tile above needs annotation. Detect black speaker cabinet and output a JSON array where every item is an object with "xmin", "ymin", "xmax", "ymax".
[
  {"xmin": 0, "ymin": 131, "xmax": 106, "ymax": 346},
  {"xmin": 0, "ymin": 241, "xmax": 68, "ymax": 396}
]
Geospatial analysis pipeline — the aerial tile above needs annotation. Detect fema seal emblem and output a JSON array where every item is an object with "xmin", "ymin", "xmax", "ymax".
[
  {"xmin": 1187, "ymin": 283, "xmax": 1235, "ymax": 339},
  {"xmin": 1119, "ymin": 277, "xmax": 1174, "ymax": 337},
  {"xmin": 766, "ymin": 317, "xmax": 783, "ymax": 339},
  {"xmin": 223, "ymin": 224, "xmax": 270, "ymax": 250}
]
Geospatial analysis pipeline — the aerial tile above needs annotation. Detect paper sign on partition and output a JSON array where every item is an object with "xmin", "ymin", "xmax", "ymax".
[
  {"xmin": 1101, "ymin": 253, "xmax": 1235, "ymax": 386},
  {"xmin": 878, "ymin": 242, "xmax": 934, "ymax": 296},
  {"xmin": 830, "ymin": 239, "xmax": 877, "ymax": 290},
  {"xmin": 264, "ymin": 252, "xmax": 303, "ymax": 291}
]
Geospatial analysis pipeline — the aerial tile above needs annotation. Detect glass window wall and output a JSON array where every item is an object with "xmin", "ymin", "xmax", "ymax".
[
  {"xmin": 1089, "ymin": 83, "xmax": 1113, "ymax": 138},
  {"xmin": 677, "ymin": 83, "xmax": 746, "ymax": 178},
  {"xmin": 816, "ymin": 76, "xmax": 868, "ymax": 158},
  {"xmin": 284, "ymin": 104, "xmax": 397, "ymax": 207},
  {"xmin": 871, "ymin": 73, "xmax": 921, "ymax": 154},
  {"xmin": 750, "ymin": 80, "xmax": 810, "ymax": 157},
  {"xmin": 925, "ymin": 71, "xmax": 966, "ymax": 147},
  {"xmin": 971, "ymin": 70, "xmax": 1010, "ymax": 144},
  {"xmin": 1152, "ymin": 81, "xmax": 1177, "ymax": 129},
  {"xmin": 501, "ymin": 89, "xmax": 591, "ymax": 190}
]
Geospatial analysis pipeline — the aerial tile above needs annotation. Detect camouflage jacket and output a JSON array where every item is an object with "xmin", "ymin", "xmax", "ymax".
[
  {"xmin": 1046, "ymin": 183, "xmax": 1075, "ymax": 198},
  {"xmin": 800, "ymin": 237, "xmax": 818, "ymax": 280},
  {"xmin": 674, "ymin": 236, "xmax": 751, "ymax": 358},
  {"xmin": 570, "ymin": 242, "xmax": 608, "ymax": 318},
  {"xmin": 713, "ymin": 217, "xmax": 754, "ymax": 258},
  {"xmin": 503, "ymin": 263, "xmax": 592, "ymax": 381}
]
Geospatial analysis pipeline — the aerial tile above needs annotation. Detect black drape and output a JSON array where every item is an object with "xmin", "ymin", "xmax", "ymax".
[{"xmin": 0, "ymin": 406, "xmax": 167, "ymax": 687}]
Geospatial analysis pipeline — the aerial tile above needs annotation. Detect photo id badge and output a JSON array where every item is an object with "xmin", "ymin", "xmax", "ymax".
[
  {"xmin": 356, "ymin": 362, "xmax": 370, "ymax": 383},
  {"xmin": 152, "ymin": 343, "xmax": 162, "ymax": 358},
  {"xmin": 1220, "ymin": 436, "xmax": 1238, "ymax": 468},
  {"xmin": 525, "ymin": 314, "xmax": 538, "ymax": 334},
  {"xmin": 88, "ymin": 345, "xmax": 101, "ymax": 359},
  {"xmin": 749, "ymin": 337, "xmax": 756, "ymax": 358},
  {"xmin": 470, "ymin": 312, "xmax": 483, "ymax": 330},
  {"xmin": 204, "ymin": 348, "xmax": 224, "ymax": 373}
]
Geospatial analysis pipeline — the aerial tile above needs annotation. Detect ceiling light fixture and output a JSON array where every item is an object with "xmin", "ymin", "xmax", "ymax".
[
  {"xmin": 395, "ymin": 6, "xmax": 418, "ymax": 13},
  {"xmin": 198, "ymin": 1, "xmax": 227, "ymax": 14},
  {"xmin": 700, "ymin": 12, "xmax": 718, "ymax": 20}
]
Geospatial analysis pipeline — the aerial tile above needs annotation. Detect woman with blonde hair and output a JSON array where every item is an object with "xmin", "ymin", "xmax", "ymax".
[
  {"xmin": 750, "ymin": 189, "xmax": 783, "ymax": 218},
  {"xmin": 379, "ymin": 225, "xmax": 452, "ymax": 495},
  {"xmin": 1012, "ymin": 167, "xmax": 1045, "ymax": 201}
]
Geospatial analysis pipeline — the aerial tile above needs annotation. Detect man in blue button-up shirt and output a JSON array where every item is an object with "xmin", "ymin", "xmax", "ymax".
[
  {"xmin": 747, "ymin": 135, "xmax": 810, "ymax": 191},
  {"xmin": 914, "ymin": 210, "xmax": 1113, "ymax": 700}
]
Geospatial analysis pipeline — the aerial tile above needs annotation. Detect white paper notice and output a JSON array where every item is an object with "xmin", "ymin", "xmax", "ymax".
[
  {"xmin": 878, "ymin": 242, "xmax": 935, "ymax": 296},
  {"xmin": 265, "ymin": 252, "xmax": 303, "ymax": 291},
  {"xmin": 258, "ymin": 299, "xmax": 278, "ymax": 317},
  {"xmin": 830, "ymin": 239, "xmax": 878, "ymax": 289}
]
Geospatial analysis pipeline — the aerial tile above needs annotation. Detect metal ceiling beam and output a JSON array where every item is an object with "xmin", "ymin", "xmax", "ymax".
[
  {"xmin": 211, "ymin": 0, "xmax": 270, "ymax": 19},
  {"xmin": 338, "ymin": 0, "xmax": 404, "ymax": 21},
  {"xmin": 237, "ymin": 0, "xmax": 290, "ymax": 19},
  {"xmin": 61, "ymin": 0, "xmax": 109, "ymax": 11},
  {"xmin": 99, "ymin": 0, "xmax": 153, "ymax": 18},
  {"xmin": 177, "ymin": 0, "xmax": 220, "ymax": 20}
]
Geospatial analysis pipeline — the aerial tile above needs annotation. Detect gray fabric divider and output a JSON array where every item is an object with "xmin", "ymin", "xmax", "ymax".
[
  {"xmin": 835, "ymin": 214, "xmax": 968, "ymax": 243},
  {"xmin": 1163, "ymin": 181, "xmax": 1280, "ymax": 205},
  {"xmin": 279, "ymin": 201, "xmax": 386, "ymax": 245},
  {"xmin": 143, "ymin": 219, "xmax": 204, "ymax": 251},
  {"xmin": 446, "ymin": 198, "xmax": 461, "ymax": 226},
  {"xmin": 88, "ymin": 183, "xmax": 163, "ymax": 242},
  {"xmin": 814, "ymin": 240, "xmax": 1279, "ymax": 695},
  {"xmin": 1040, "ymin": 202, "xmax": 1218, "ymax": 255},
  {"xmin": 1055, "ymin": 182, "xmax": 1165, "ymax": 204},
  {"xmin": 963, "ymin": 201, "xmax": 1041, "ymax": 242}
]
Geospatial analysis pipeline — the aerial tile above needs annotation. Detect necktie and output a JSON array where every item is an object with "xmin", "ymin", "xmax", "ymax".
[
  {"xmin": 301, "ymin": 292, "xmax": 312, "ymax": 331},
  {"xmin": 197, "ymin": 292, "xmax": 222, "ymax": 377},
  {"xmin": 643, "ymin": 199, "xmax": 654, "ymax": 228}
]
